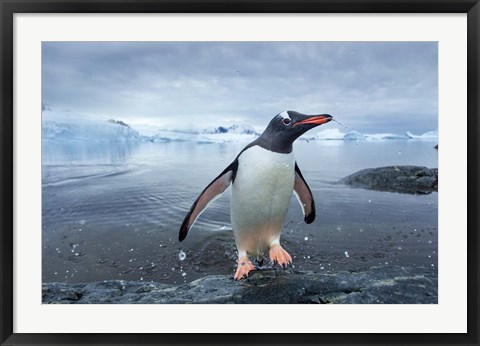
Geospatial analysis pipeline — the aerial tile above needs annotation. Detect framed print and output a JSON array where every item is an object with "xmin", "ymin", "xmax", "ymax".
[{"xmin": 1, "ymin": 0, "xmax": 479, "ymax": 345}]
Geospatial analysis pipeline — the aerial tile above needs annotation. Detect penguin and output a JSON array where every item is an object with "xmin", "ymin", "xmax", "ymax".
[{"xmin": 179, "ymin": 111, "xmax": 333, "ymax": 280}]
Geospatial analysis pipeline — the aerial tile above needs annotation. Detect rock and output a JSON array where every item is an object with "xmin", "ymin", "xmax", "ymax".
[
  {"xmin": 342, "ymin": 166, "xmax": 438, "ymax": 194},
  {"xmin": 42, "ymin": 266, "xmax": 437, "ymax": 304}
]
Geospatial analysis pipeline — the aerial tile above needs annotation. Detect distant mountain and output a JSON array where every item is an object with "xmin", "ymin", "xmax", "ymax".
[
  {"xmin": 203, "ymin": 124, "xmax": 260, "ymax": 136},
  {"xmin": 149, "ymin": 124, "xmax": 260, "ymax": 143}
]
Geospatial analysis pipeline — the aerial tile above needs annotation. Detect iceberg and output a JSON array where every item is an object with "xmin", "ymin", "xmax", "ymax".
[
  {"xmin": 150, "ymin": 130, "xmax": 199, "ymax": 143},
  {"xmin": 405, "ymin": 130, "xmax": 438, "ymax": 140},
  {"xmin": 302, "ymin": 128, "xmax": 435, "ymax": 141},
  {"xmin": 307, "ymin": 128, "xmax": 366, "ymax": 140},
  {"xmin": 314, "ymin": 128, "xmax": 346, "ymax": 140},
  {"xmin": 344, "ymin": 131, "xmax": 366, "ymax": 140},
  {"xmin": 42, "ymin": 119, "xmax": 145, "ymax": 142},
  {"xmin": 364, "ymin": 132, "xmax": 409, "ymax": 140},
  {"xmin": 197, "ymin": 133, "xmax": 258, "ymax": 143}
]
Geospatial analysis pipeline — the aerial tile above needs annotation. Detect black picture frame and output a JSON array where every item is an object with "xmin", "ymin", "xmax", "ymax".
[{"xmin": 1, "ymin": 1, "xmax": 479, "ymax": 345}]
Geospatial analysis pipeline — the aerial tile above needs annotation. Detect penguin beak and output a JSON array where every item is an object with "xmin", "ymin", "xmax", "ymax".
[{"xmin": 293, "ymin": 114, "xmax": 333, "ymax": 127}]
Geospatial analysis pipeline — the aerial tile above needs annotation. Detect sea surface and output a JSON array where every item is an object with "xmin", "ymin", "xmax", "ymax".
[{"xmin": 42, "ymin": 140, "xmax": 438, "ymax": 285}]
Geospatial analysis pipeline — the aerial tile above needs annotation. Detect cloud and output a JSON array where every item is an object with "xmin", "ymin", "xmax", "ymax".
[{"xmin": 42, "ymin": 41, "xmax": 437, "ymax": 133}]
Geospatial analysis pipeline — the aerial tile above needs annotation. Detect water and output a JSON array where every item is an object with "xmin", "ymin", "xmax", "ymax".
[{"xmin": 42, "ymin": 140, "xmax": 438, "ymax": 284}]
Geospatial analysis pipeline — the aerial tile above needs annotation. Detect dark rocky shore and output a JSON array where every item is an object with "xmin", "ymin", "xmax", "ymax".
[
  {"xmin": 43, "ymin": 265, "xmax": 437, "ymax": 304},
  {"xmin": 342, "ymin": 165, "xmax": 438, "ymax": 194}
]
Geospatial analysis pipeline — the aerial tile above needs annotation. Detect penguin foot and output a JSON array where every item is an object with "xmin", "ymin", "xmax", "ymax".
[
  {"xmin": 234, "ymin": 256, "xmax": 255, "ymax": 281},
  {"xmin": 269, "ymin": 245, "xmax": 292, "ymax": 268}
]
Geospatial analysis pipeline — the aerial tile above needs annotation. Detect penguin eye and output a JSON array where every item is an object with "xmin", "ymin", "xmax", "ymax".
[{"xmin": 282, "ymin": 118, "xmax": 291, "ymax": 125}]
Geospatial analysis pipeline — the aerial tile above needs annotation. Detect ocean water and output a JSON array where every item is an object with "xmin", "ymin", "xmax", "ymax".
[{"xmin": 42, "ymin": 140, "xmax": 438, "ymax": 284}]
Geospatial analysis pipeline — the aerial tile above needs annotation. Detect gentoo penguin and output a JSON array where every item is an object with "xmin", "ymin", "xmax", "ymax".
[{"xmin": 179, "ymin": 111, "xmax": 333, "ymax": 280}]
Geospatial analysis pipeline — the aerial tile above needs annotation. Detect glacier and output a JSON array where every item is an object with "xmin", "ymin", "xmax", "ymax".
[
  {"xmin": 300, "ymin": 128, "xmax": 437, "ymax": 141},
  {"xmin": 42, "ymin": 119, "xmax": 146, "ymax": 143},
  {"xmin": 41, "ymin": 118, "xmax": 438, "ymax": 143}
]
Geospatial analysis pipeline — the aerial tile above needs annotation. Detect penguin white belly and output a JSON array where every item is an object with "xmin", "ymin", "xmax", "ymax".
[{"xmin": 230, "ymin": 146, "xmax": 295, "ymax": 257}]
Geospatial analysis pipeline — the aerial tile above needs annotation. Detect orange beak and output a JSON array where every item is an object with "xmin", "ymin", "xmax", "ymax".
[{"xmin": 293, "ymin": 114, "xmax": 333, "ymax": 126}]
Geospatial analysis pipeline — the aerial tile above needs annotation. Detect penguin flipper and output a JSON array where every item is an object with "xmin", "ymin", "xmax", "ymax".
[
  {"xmin": 293, "ymin": 163, "xmax": 316, "ymax": 224},
  {"xmin": 178, "ymin": 160, "xmax": 238, "ymax": 242}
]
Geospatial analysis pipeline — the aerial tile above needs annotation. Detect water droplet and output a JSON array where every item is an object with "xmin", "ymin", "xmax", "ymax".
[
  {"xmin": 344, "ymin": 251, "xmax": 349, "ymax": 258},
  {"xmin": 368, "ymin": 200, "xmax": 371, "ymax": 203},
  {"xmin": 79, "ymin": 219, "xmax": 86, "ymax": 225},
  {"xmin": 74, "ymin": 253, "xmax": 79, "ymax": 256},
  {"xmin": 182, "ymin": 272, "xmax": 187, "ymax": 277},
  {"xmin": 178, "ymin": 251, "xmax": 186, "ymax": 261},
  {"xmin": 304, "ymin": 236, "xmax": 309, "ymax": 241},
  {"xmin": 428, "ymin": 240, "xmax": 432, "ymax": 244},
  {"xmin": 129, "ymin": 248, "xmax": 134, "ymax": 252}
]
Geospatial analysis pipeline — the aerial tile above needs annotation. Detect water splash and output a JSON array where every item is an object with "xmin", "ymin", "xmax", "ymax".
[{"xmin": 332, "ymin": 118, "xmax": 350, "ymax": 131}]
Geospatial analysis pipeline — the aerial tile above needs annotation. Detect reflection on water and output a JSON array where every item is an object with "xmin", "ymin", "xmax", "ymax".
[{"xmin": 42, "ymin": 140, "xmax": 438, "ymax": 284}]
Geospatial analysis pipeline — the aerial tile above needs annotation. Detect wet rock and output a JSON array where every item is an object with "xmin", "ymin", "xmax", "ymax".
[
  {"xmin": 342, "ymin": 166, "xmax": 438, "ymax": 194},
  {"xmin": 42, "ymin": 266, "xmax": 437, "ymax": 304}
]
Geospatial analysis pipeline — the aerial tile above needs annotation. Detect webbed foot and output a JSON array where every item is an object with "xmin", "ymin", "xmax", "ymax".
[
  {"xmin": 269, "ymin": 244, "xmax": 292, "ymax": 268},
  {"xmin": 234, "ymin": 256, "xmax": 255, "ymax": 281}
]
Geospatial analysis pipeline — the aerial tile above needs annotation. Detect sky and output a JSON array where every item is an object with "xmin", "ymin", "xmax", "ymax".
[{"xmin": 42, "ymin": 41, "xmax": 438, "ymax": 134}]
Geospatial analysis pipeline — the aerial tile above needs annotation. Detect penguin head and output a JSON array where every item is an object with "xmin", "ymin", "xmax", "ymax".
[{"xmin": 257, "ymin": 110, "xmax": 333, "ymax": 153}]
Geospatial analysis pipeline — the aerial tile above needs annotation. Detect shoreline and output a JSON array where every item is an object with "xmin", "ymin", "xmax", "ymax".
[{"xmin": 43, "ymin": 265, "xmax": 437, "ymax": 304}]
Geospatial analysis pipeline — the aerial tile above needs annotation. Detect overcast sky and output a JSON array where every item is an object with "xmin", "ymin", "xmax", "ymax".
[{"xmin": 42, "ymin": 41, "xmax": 437, "ymax": 134}]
